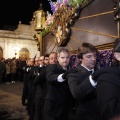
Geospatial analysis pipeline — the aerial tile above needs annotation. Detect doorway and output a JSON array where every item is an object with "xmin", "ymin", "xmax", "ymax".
[{"xmin": 19, "ymin": 48, "xmax": 29, "ymax": 59}]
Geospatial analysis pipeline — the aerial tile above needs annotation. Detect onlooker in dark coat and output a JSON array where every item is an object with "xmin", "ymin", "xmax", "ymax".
[
  {"xmin": 0, "ymin": 58, "xmax": 6, "ymax": 83},
  {"xmin": 5, "ymin": 60, "xmax": 11, "ymax": 84},
  {"xmin": 11, "ymin": 57, "xmax": 17, "ymax": 83}
]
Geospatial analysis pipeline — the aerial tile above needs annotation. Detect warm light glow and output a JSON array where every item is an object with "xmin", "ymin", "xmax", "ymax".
[
  {"xmin": 13, "ymin": 45, "xmax": 20, "ymax": 52},
  {"xmin": 13, "ymin": 45, "xmax": 20, "ymax": 57}
]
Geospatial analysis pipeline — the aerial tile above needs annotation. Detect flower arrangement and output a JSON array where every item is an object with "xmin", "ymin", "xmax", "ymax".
[
  {"xmin": 42, "ymin": 0, "xmax": 93, "ymax": 38},
  {"xmin": 48, "ymin": 0, "xmax": 90, "ymax": 14},
  {"xmin": 45, "ymin": 11, "xmax": 54, "ymax": 26}
]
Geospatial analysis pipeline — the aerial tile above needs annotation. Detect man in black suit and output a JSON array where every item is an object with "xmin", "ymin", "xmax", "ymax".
[
  {"xmin": 21, "ymin": 58, "xmax": 35, "ymax": 117},
  {"xmin": 67, "ymin": 43, "xmax": 98, "ymax": 120},
  {"xmin": 34, "ymin": 52, "xmax": 58, "ymax": 120},
  {"xmin": 44, "ymin": 48, "xmax": 77, "ymax": 120},
  {"xmin": 92, "ymin": 38, "xmax": 120, "ymax": 120},
  {"xmin": 28, "ymin": 56, "xmax": 45, "ymax": 120}
]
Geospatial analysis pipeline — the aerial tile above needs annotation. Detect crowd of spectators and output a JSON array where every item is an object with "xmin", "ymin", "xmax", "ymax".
[{"xmin": 0, "ymin": 57, "xmax": 27, "ymax": 84}]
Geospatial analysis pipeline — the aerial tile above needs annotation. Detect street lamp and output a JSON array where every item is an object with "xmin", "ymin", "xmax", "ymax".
[
  {"xmin": 33, "ymin": 4, "xmax": 46, "ymax": 31},
  {"xmin": 13, "ymin": 45, "xmax": 20, "ymax": 58},
  {"xmin": 33, "ymin": 4, "xmax": 46, "ymax": 56}
]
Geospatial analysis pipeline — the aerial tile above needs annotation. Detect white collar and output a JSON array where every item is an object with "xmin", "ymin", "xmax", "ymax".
[
  {"xmin": 81, "ymin": 64, "xmax": 94, "ymax": 73},
  {"xmin": 39, "ymin": 65, "xmax": 43, "ymax": 67}
]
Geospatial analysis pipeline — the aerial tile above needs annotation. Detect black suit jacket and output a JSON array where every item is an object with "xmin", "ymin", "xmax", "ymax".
[
  {"xmin": 34, "ymin": 66, "xmax": 46, "ymax": 105},
  {"xmin": 21, "ymin": 65, "xmax": 31, "ymax": 104},
  {"xmin": 44, "ymin": 63, "xmax": 72, "ymax": 120},
  {"xmin": 67, "ymin": 64, "xmax": 97, "ymax": 120},
  {"xmin": 96, "ymin": 65, "xmax": 120, "ymax": 120}
]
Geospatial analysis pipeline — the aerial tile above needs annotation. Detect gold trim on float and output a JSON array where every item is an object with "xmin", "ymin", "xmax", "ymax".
[
  {"xmin": 45, "ymin": 39, "xmax": 54, "ymax": 53},
  {"xmin": 68, "ymin": 43, "xmax": 73, "ymax": 51},
  {"xmin": 70, "ymin": 36, "xmax": 82, "ymax": 44},
  {"xmin": 70, "ymin": 42, "xmax": 115, "ymax": 53},
  {"xmin": 56, "ymin": 46, "xmax": 59, "ymax": 52},
  {"xmin": 51, "ymin": 44, "xmax": 56, "ymax": 53},
  {"xmin": 95, "ymin": 42, "xmax": 114, "ymax": 50},
  {"xmin": 79, "ymin": 11, "xmax": 114, "ymax": 20},
  {"xmin": 71, "ymin": 27, "xmax": 118, "ymax": 38}
]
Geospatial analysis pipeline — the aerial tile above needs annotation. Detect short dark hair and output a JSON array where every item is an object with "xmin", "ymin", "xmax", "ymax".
[
  {"xmin": 111, "ymin": 38, "xmax": 120, "ymax": 65},
  {"xmin": 44, "ymin": 54, "xmax": 49, "ymax": 58},
  {"xmin": 57, "ymin": 47, "xmax": 69, "ymax": 57},
  {"xmin": 77, "ymin": 43, "xmax": 98, "ymax": 59}
]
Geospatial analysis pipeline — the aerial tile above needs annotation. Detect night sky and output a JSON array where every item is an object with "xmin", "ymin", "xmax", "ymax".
[{"xmin": 0, "ymin": 0, "xmax": 56, "ymax": 30}]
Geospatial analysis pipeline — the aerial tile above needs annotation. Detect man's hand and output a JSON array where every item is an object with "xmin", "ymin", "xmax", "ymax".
[{"xmin": 62, "ymin": 68, "xmax": 78, "ymax": 79}]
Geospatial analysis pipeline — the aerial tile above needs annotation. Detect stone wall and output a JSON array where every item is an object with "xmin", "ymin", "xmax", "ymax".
[{"xmin": 0, "ymin": 21, "xmax": 40, "ymax": 59}]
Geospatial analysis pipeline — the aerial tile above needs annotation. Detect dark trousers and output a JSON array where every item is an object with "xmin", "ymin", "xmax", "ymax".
[
  {"xmin": 0, "ymin": 71, "xmax": 2, "ymax": 83},
  {"xmin": 34, "ymin": 97, "xmax": 45, "ymax": 120},
  {"xmin": 11, "ymin": 73, "xmax": 16, "ymax": 81},
  {"xmin": 44, "ymin": 100, "xmax": 69, "ymax": 120},
  {"xmin": 6, "ymin": 74, "xmax": 11, "ymax": 82},
  {"xmin": 1, "ymin": 71, "xmax": 6, "ymax": 83},
  {"xmin": 34, "ymin": 104, "xmax": 43, "ymax": 120},
  {"xmin": 18, "ymin": 69, "xmax": 24, "ymax": 81}
]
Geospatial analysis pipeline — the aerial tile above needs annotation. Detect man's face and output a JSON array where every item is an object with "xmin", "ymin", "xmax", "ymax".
[
  {"xmin": 49, "ymin": 53, "xmax": 58, "ymax": 64},
  {"xmin": 35, "ymin": 58, "xmax": 39, "ymax": 66},
  {"xmin": 44, "ymin": 57, "xmax": 49, "ymax": 65},
  {"xmin": 81, "ymin": 52, "xmax": 97, "ymax": 69},
  {"xmin": 26, "ymin": 59, "xmax": 34, "ymax": 66},
  {"xmin": 38, "ymin": 56, "xmax": 44, "ymax": 65},
  {"xmin": 58, "ymin": 51, "xmax": 70, "ymax": 68},
  {"xmin": 114, "ymin": 52, "xmax": 120, "ymax": 61},
  {"xmin": 29, "ymin": 59, "xmax": 34, "ymax": 66}
]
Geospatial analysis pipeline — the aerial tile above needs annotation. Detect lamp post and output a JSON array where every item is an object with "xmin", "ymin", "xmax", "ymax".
[
  {"xmin": 13, "ymin": 45, "xmax": 20, "ymax": 58},
  {"xmin": 33, "ymin": 4, "xmax": 46, "ymax": 56}
]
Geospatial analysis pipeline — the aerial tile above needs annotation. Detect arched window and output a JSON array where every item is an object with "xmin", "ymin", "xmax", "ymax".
[{"xmin": 19, "ymin": 48, "xmax": 29, "ymax": 59}]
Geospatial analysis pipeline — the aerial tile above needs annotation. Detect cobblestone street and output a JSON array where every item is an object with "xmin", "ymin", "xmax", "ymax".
[
  {"xmin": 0, "ymin": 81, "xmax": 28, "ymax": 120},
  {"xmin": 0, "ymin": 82, "xmax": 23, "ymax": 96}
]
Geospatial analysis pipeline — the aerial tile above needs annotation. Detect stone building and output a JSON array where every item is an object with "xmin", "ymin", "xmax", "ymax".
[{"xmin": 0, "ymin": 21, "xmax": 40, "ymax": 59}]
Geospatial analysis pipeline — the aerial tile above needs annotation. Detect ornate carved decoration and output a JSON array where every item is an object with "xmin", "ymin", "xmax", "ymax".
[
  {"xmin": 51, "ymin": 4, "xmax": 76, "ymax": 46},
  {"xmin": 114, "ymin": 0, "xmax": 120, "ymax": 21},
  {"xmin": 49, "ymin": 0, "xmax": 95, "ymax": 47}
]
